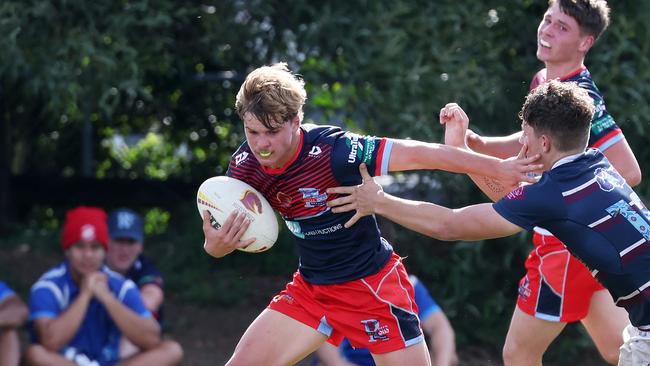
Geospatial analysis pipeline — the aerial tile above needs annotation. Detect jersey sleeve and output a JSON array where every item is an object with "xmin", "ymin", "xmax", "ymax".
[
  {"xmin": 577, "ymin": 78, "xmax": 623, "ymax": 151},
  {"xmin": 0, "ymin": 281, "xmax": 15, "ymax": 303},
  {"xmin": 114, "ymin": 279, "xmax": 152, "ymax": 318},
  {"xmin": 492, "ymin": 180, "xmax": 564, "ymax": 231},
  {"xmin": 588, "ymin": 97, "xmax": 623, "ymax": 152},
  {"xmin": 28, "ymin": 281, "xmax": 63, "ymax": 320},
  {"xmin": 409, "ymin": 275, "xmax": 440, "ymax": 321},
  {"xmin": 331, "ymin": 131, "xmax": 393, "ymax": 184}
]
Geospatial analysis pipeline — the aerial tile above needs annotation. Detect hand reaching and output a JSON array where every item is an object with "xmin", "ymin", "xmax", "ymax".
[
  {"xmin": 440, "ymin": 103, "xmax": 469, "ymax": 148},
  {"xmin": 498, "ymin": 142, "xmax": 543, "ymax": 186},
  {"xmin": 327, "ymin": 164, "xmax": 383, "ymax": 228}
]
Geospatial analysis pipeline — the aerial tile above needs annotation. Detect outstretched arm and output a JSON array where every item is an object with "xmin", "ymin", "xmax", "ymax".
[
  {"xmin": 327, "ymin": 164, "xmax": 523, "ymax": 240},
  {"xmin": 441, "ymin": 103, "xmax": 525, "ymax": 201},
  {"xmin": 466, "ymin": 131, "xmax": 523, "ymax": 159},
  {"xmin": 387, "ymin": 139, "xmax": 540, "ymax": 188}
]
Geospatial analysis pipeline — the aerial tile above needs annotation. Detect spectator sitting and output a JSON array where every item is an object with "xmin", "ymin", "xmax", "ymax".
[
  {"xmin": 106, "ymin": 208, "xmax": 182, "ymax": 362},
  {"xmin": 314, "ymin": 274, "xmax": 458, "ymax": 366},
  {"xmin": 0, "ymin": 280, "xmax": 28, "ymax": 366},
  {"xmin": 23, "ymin": 206, "xmax": 179, "ymax": 366}
]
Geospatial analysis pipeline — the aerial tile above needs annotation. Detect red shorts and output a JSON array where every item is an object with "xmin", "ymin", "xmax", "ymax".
[
  {"xmin": 268, "ymin": 253, "xmax": 423, "ymax": 354},
  {"xmin": 516, "ymin": 229, "xmax": 605, "ymax": 322}
]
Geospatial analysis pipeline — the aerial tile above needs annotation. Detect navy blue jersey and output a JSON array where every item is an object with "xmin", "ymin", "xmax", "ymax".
[
  {"xmin": 227, "ymin": 124, "xmax": 394, "ymax": 284},
  {"xmin": 530, "ymin": 67, "xmax": 623, "ymax": 151},
  {"xmin": 126, "ymin": 255, "xmax": 164, "ymax": 321},
  {"xmin": 494, "ymin": 149, "xmax": 650, "ymax": 329},
  {"xmin": 126, "ymin": 255, "xmax": 163, "ymax": 290}
]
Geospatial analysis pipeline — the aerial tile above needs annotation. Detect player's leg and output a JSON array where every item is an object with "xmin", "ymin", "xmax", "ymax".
[
  {"xmin": 226, "ymin": 308, "xmax": 328, "ymax": 366},
  {"xmin": 0, "ymin": 329, "xmax": 21, "ymax": 366},
  {"xmin": 22, "ymin": 344, "xmax": 77, "ymax": 366},
  {"xmin": 580, "ymin": 289, "xmax": 628, "ymax": 365},
  {"xmin": 117, "ymin": 339, "xmax": 183, "ymax": 366},
  {"xmin": 502, "ymin": 307, "xmax": 565, "ymax": 366},
  {"xmin": 371, "ymin": 341, "xmax": 431, "ymax": 366},
  {"xmin": 0, "ymin": 329, "xmax": 20, "ymax": 366}
]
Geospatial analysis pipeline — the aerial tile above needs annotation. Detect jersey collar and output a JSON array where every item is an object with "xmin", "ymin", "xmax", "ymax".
[
  {"xmin": 559, "ymin": 65, "xmax": 586, "ymax": 81},
  {"xmin": 551, "ymin": 151, "xmax": 584, "ymax": 170}
]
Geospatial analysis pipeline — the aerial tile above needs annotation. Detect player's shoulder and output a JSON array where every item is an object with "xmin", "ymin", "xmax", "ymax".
[
  {"xmin": 301, "ymin": 123, "xmax": 346, "ymax": 143},
  {"xmin": 31, "ymin": 262, "xmax": 69, "ymax": 294},
  {"xmin": 36, "ymin": 262, "xmax": 68, "ymax": 283},
  {"xmin": 103, "ymin": 267, "xmax": 139, "ymax": 298},
  {"xmin": 0, "ymin": 281, "xmax": 14, "ymax": 301}
]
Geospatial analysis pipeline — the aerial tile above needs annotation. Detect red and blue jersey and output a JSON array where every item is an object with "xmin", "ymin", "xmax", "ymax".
[
  {"xmin": 28, "ymin": 262, "xmax": 152, "ymax": 365},
  {"xmin": 530, "ymin": 67, "xmax": 623, "ymax": 152},
  {"xmin": 494, "ymin": 149, "xmax": 650, "ymax": 329},
  {"xmin": 227, "ymin": 124, "xmax": 394, "ymax": 284}
]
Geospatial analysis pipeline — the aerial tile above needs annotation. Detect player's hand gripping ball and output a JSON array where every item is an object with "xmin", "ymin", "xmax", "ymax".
[{"xmin": 197, "ymin": 176, "xmax": 278, "ymax": 253}]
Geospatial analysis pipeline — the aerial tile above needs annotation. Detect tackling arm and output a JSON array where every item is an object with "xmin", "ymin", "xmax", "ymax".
[
  {"xmin": 386, "ymin": 139, "xmax": 540, "ymax": 188},
  {"xmin": 466, "ymin": 131, "xmax": 522, "ymax": 159},
  {"xmin": 327, "ymin": 164, "xmax": 523, "ymax": 241}
]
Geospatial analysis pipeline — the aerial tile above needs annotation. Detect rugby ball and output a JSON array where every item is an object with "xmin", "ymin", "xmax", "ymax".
[{"xmin": 197, "ymin": 176, "xmax": 278, "ymax": 253}]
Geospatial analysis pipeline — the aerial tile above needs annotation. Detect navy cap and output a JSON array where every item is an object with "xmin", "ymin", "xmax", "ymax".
[{"xmin": 107, "ymin": 208, "xmax": 144, "ymax": 242}]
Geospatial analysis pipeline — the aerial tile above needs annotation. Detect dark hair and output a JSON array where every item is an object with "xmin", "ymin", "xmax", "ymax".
[
  {"xmin": 549, "ymin": 0, "xmax": 610, "ymax": 40},
  {"xmin": 519, "ymin": 80, "xmax": 594, "ymax": 152}
]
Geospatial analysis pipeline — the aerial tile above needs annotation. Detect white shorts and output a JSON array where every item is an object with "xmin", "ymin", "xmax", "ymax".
[{"xmin": 619, "ymin": 325, "xmax": 650, "ymax": 366}]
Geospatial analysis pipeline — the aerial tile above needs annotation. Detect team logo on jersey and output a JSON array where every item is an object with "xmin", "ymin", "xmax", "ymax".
[
  {"xmin": 276, "ymin": 191, "xmax": 293, "ymax": 209},
  {"xmin": 308, "ymin": 146, "xmax": 322, "ymax": 157},
  {"xmin": 505, "ymin": 186, "xmax": 525, "ymax": 200},
  {"xmin": 361, "ymin": 319, "xmax": 389, "ymax": 342},
  {"xmin": 594, "ymin": 167, "xmax": 625, "ymax": 192},
  {"xmin": 345, "ymin": 134, "xmax": 378, "ymax": 164},
  {"xmin": 235, "ymin": 151, "xmax": 249, "ymax": 165},
  {"xmin": 240, "ymin": 190, "xmax": 263, "ymax": 214},
  {"xmin": 298, "ymin": 188, "xmax": 328, "ymax": 208}
]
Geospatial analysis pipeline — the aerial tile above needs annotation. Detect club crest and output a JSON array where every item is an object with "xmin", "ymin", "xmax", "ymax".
[{"xmin": 594, "ymin": 167, "xmax": 625, "ymax": 192}]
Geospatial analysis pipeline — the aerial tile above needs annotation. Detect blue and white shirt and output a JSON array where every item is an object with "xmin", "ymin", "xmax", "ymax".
[
  {"xmin": 0, "ymin": 281, "xmax": 16, "ymax": 303},
  {"xmin": 29, "ymin": 262, "xmax": 151, "ymax": 365}
]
